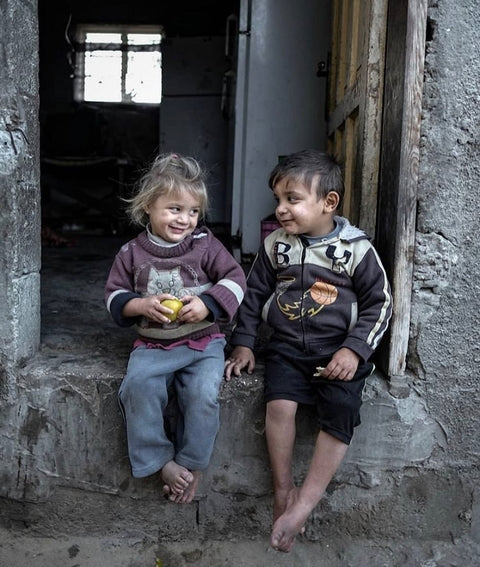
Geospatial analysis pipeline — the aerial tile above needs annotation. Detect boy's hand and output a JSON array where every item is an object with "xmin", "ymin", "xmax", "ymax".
[
  {"xmin": 224, "ymin": 346, "xmax": 255, "ymax": 381},
  {"xmin": 321, "ymin": 347, "xmax": 360, "ymax": 381},
  {"xmin": 176, "ymin": 295, "xmax": 209, "ymax": 323}
]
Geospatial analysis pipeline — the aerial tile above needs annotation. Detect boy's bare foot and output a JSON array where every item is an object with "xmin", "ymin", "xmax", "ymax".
[
  {"xmin": 271, "ymin": 489, "xmax": 310, "ymax": 553},
  {"xmin": 272, "ymin": 486, "xmax": 292, "ymax": 523},
  {"xmin": 273, "ymin": 487, "xmax": 306, "ymax": 531},
  {"xmin": 161, "ymin": 460, "xmax": 193, "ymax": 500}
]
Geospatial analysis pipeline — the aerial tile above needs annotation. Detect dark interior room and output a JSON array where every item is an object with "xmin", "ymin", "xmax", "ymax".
[
  {"xmin": 38, "ymin": 0, "xmax": 239, "ymax": 351},
  {"xmin": 39, "ymin": 0, "xmax": 238, "ymax": 243}
]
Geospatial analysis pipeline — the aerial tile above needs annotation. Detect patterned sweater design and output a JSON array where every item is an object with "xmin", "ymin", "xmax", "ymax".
[{"xmin": 105, "ymin": 227, "xmax": 246, "ymax": 343}]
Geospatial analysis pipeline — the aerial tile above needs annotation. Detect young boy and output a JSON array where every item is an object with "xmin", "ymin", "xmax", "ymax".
[
  {"xmin": 224, "ymin": 149, "xmax": 392, "ymax": 551},
  {"xmin": 106, "ymin": 153, "xmax": 246, "ymax": 503}
]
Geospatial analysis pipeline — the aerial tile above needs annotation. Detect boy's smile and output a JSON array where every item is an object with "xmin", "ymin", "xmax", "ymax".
[
  {"xmin": 273, "ymin": 177, "xmax": 339, "ymax": 237},
  {"xmin": 145, "ymin": 191, "xmax": 201, "ymax": 243}
]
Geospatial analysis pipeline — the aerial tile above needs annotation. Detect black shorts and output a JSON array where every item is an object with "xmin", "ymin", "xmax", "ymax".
[{"xmin": 264, "ymin": 340, "xmax": 374, "ymax": 445}]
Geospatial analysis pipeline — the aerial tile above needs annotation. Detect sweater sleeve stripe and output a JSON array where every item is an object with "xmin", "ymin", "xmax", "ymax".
[
  {"xmin": 366, "ymin": 251, "xmax": 392, "ymax": 350},
  {"xmin": 216, "ymin": 279, "xmax": 245, "ymax": 304},
  {"xmin": 106, "ymin": 288, "xmax": 132, "ymax": 312}
]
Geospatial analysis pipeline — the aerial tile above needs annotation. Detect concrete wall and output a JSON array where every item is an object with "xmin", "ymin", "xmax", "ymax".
[
  {"xmin": 0, "ymin": 0, "xmax": 480, "ymax": 550},
  {"xmin": 0, "ymin": 0, "xmax": 41, "ymax": 391},
  {"xmin": 408, "ymin": 0, "xmax": 480, "ymax": 540}
]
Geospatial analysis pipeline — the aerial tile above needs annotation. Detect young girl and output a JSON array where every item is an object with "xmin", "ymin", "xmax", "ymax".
[{"xmin": 105, "ymin": 153, "xmax": 246, "ymax": 503}]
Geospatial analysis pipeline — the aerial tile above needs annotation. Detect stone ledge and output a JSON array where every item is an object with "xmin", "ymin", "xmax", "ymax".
[{"xmin": 0, "ymin": 353, "xmax": 463, "ymax": 542}]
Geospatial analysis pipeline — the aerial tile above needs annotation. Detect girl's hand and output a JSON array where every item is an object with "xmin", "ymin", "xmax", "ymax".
[
  {"xmin": 123, "ymin": 294, "xmax": 179, "ymax": 324},
  {"xmin": 176, "ymin": 295, "xmax": 209, "ymax": 323}
]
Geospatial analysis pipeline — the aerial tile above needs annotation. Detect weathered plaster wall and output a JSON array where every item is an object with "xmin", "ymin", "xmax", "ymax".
[
  {"xmin": 0, "ymin": 0, "xmax": 41, "ymax": 395},
  {"xmin": 410, "ymin": 0, "xmax": 480, "ymax": 539}
]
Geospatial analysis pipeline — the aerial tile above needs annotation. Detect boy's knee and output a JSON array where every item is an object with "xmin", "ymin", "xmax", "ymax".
[{"xmin": 266, "ymin": 398, "xmax": 297, "ymax": 420}]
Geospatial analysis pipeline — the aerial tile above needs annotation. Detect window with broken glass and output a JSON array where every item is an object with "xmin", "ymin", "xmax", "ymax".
[{"xmin": 73, "ymin": 25, "xmax": 163, "ymax": 104}]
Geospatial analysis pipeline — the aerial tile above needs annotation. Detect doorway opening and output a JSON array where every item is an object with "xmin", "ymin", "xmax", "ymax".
[{"xmin": 39, "ymin": 0, "xmax": 238, "ymax": 356}]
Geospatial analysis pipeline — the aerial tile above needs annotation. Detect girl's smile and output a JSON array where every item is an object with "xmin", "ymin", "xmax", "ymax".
[{"xmin": 145, "ymin": 191, "xmax": 201, "ymax": 243}]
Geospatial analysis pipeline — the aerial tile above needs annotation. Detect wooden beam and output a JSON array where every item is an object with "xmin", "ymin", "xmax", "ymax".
[
  {"xmin": 376, "ymin": 0, "xmax": 428, "ymax": 396},
  {"xmin": 327, "ymin": 82, "xmax": 360, "ymax": 134}
]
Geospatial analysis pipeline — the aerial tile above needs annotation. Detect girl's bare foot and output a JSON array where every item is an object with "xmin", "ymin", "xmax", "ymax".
[
  {"xmin": 176, "ymin": 470, "xmax": 202, "ymax": 503},
  {"xmin": 161, "ymin": 460, "xmax": 193, "ymax": 500}
]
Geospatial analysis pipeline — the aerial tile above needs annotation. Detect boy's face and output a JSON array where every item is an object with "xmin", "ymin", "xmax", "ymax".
[
  {"xmin": 145, "ymin": 191, "xmax": 200, "ymax": 243},
  {"xmin": 273, "ymin": 177, "xmax": 338, "ymax": 237}
]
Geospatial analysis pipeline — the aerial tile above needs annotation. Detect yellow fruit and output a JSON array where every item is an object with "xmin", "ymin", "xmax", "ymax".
[{"xmin": 161, "ymin": 298, "xmax": 183, "ymax": 322}]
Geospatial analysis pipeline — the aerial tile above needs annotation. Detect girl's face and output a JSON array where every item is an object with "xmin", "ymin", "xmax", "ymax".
[{"xmin": 145, "ymin": 191, "xmax": 201, "ymax": 243}]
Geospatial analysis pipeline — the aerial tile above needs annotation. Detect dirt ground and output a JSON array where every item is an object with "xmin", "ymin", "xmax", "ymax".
[
  {"xmin": 1, "ymin": 234, "xmax": 478, "ymax": 567},
  {"xmin": 1, "ymin": 527, "xmax": 480, "ymax": 567}
]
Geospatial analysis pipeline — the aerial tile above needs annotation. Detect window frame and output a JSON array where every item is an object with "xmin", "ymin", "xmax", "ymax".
[{"xmin": 73, "ymin": 23, "xmax": 163, "ymax": 105}]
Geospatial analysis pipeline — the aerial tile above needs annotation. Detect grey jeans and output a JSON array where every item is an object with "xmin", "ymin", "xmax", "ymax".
[{"xmin": 118, "ymin": 337, "xmax": 226, "ymax": 478}]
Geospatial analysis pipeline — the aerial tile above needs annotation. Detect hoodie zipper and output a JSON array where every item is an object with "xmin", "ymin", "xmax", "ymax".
[{"xmin": 299, "ymin": 236, "xmax": 308, "ymax": 351}]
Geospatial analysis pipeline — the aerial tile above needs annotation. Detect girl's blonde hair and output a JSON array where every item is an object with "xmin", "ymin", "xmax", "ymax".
[{"xmin": 126, "ymin": 153, "xmax": 209, "ymax": 227}]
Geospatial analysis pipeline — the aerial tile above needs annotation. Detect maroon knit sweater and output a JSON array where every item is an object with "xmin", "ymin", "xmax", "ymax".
[{"xmin": 105, "ymin": 227, "xmax": 246, "ymax": 343}]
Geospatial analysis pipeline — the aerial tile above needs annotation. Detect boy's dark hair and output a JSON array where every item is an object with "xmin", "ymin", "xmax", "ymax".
[{"xmin": 268, "ymin": 149, "xmax": 344, "ymax": 204}]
